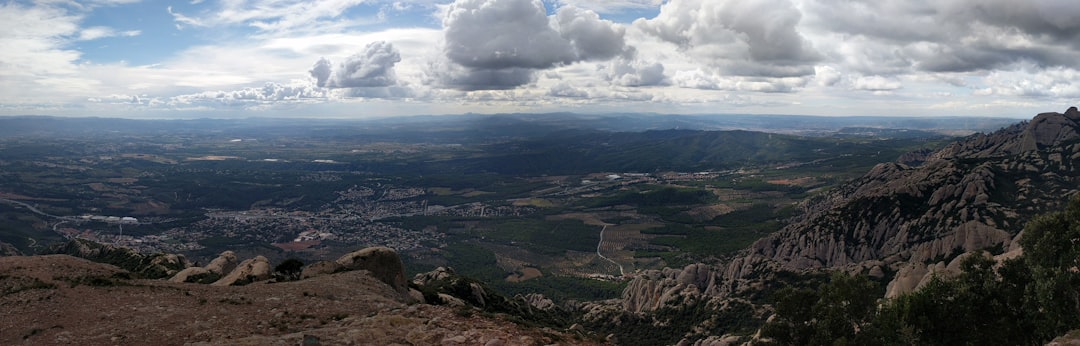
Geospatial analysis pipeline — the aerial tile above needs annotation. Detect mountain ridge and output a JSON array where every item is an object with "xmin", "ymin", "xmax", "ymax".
[{"xmin": 610, "ymin": 107, "xmax": 1080, "ymax": 320}]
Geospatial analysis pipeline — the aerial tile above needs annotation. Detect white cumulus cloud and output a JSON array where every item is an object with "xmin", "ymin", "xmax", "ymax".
[{"xmin": 434, "ymin": 0, "xmax": 628, "ymax": 90}]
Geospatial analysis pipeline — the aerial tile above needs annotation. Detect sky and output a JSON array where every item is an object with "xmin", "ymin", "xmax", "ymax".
[{"xmin": 2, "ymin": 0, "xmax": 1080, "ymax": 119}]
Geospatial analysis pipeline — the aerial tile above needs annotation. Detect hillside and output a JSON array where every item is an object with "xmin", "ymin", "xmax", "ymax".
[
  {"xmin": 747, "ymin": 107, "xmax": 1080, "ymax": 293},
  {"xmin": 590, "ymin": 107, "xmax": 1080, "ymax": 343},
  {"xmin": 0, "ymin": 253, "xmax": 597, "ymax": 345}
]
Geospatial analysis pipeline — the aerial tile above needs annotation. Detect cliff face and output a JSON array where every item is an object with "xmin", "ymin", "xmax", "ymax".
[
  {"xmin": 753, "ymin": 108, "xmax": 1080, "ymax": 273},
  {"xmin": 619, "ymin": 108, "xmax": 1080, "ymax": 310}
]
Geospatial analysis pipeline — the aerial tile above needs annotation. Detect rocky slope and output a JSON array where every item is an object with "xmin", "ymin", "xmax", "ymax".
[
  {"xmin": 0, "ymin": 241, "xmax": 21, "ymax": 256},
  {"xmin": 614, "ymin": 107, "xmax": 1080, "ymax": 316},
  {"xmin": 1, "ymin": 252, "xmax": 598, "ymax": 345},
  {"xmin": 52, "ymin": 238, "xmax": 191, "ymax": 279}
]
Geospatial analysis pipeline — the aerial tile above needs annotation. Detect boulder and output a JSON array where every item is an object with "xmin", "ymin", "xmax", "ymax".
[
  {"xmin": 212, "ymin": 255, "xmax": 271, "ymax": 286},
  {"xmin": 204, "ymin": 251, "xmax": 238, "ymax": 275},
  {"xmin": 413, "ymin": 266, "xmax": 456, "ymax": 286},
  {"xmin": 300, "ymin": 260, "xmax": 343, "ymax": 279},
  {"xmin": 169, "ymin": 267, "xmax": 209, "ymax": 283},
  {"xmin": 335, "ymin": 247, "xmax": 408, "ymax": 294},
  {"xmin": 517, "ymin": 293, "xmax": 555, "ymax": 311}
]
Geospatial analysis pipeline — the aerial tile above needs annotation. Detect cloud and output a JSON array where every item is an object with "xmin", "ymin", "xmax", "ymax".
[
  {"xmin": 307, "ymin": 41, "xmax": 418, "ymax": 98},
  {"xmin": 548, "ymin": 82, "xmax": 590, "ymax": 98},
  {"xmin": 310, "ymin": 58, "xmax": 333, "ymax": 87},
  {"xmin": 169, "ymin": 81, "xmax": 328, "ymax": 106},
  {"xmin": 443, "ymin": 0, "xmax": 575, "ymax": 70},
  {"xmin": 78, "ymin": 26, "xmax": 140, "ymax": 41},
  {"xmin": 556, "ymin": 6, "xmax": 626, "ymax": 61},
  {"xmin": 672, "ymin": 69, "xmax": 808, "ymax": 93},
  {"xmin": 852, "ymin": 75, "xmax": 902, "ymax": 91},
  {"xmin": 555, "ymin": 0, "xmax": 662, "ymax": 13},
  {"xmin": 672, "ymin": 69, "xmax": 724, "ymax": 90},
  {"xmin": 972, "ymin": 67, "xmax": 1080, "ymax": 99},
  {"xmin": 814, "ymin": 66, "xmax": 842, "ymax": 87},
  {"xmin": 435, "ymin": 0, "xmax": 627, "ymax": 90},
  {"xmin": 635, "ymin": 0, "xmax": 819, "ymax": 77},
  {"xmin": 601, "ymin": 49, "xmax": 666, "ymax": 87},
  {"xmin": 425, "ymin": 58, "xmax": 537, "ymax": 91},
  {"xmin": 311, "ymin": 41, "xmax": 402, "ymax": 88},
  {"xmin": 803, "ymin": 0, "xmax": 1080, "ymax": 74},
  {"xmin": 0, "ymin": 3, "xmax": 81, "ymax": 77},
  {"xmin": 168, "ymin": 0, "xmax": 370, "ymax": 34}
]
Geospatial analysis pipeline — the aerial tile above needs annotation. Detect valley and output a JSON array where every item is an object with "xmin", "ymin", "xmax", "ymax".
[
  {"xmin": 9, "ymin": 111, "xmax": 1074, "ymax": 344},
  {"xmin": 0, "ymin": 114, "xmax": 960, "ymax": 300}
]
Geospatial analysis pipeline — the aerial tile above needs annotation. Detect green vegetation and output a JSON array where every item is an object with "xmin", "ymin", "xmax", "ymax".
[
  {"xmin": 412, "ymin": 271, "xmax": 578, "ymax": 331},
  {"xmin": 589, "ymin": 299, "xmax": 760, "ymax": 346},
  {"xmin": 641, "ymin": 204, "xmax": 789, "ymax": 259},
  {"xmin": 434, "ymin": 243, "xmax": 625, "ymax": 302},
  {"xmin": 759, "ymin": 194, "xmax": 1080, "ymax": 345},
  {"xmin": 584, "ymin": 186, "xmax": 714, "ymax": 208},
  {"xmin": 51, "ymin": 239, "xmax": 187, "ymax": 279},
  {"xmin": 273, "ymin": 258, "xmax": 305, "ymax": 282}
]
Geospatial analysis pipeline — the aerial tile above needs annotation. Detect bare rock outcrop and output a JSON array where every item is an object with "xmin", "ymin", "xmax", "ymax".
[
  {"xmin": 335, "ymin": 246, "xmax": 408, "ymax": 294},
  {"xmin": 517, "ymin": 293, "xmax": 556, "ymax": 311},
  {"xmin": 211, "ymin": 255, "xmax": 271, "ymax": 286},
  {"xmin": 622, "ymin": 265, "xmax": 719, "ymax": 313},
  {"xmin": 740, "ymin": 108, "xmax": 1080, "ymax": 277},
  {"xmin": 300, "ymin": 260, "xmax": 343, "ymax": 279},
  {"xmin": 413, "ymin": 266, "xmax": 456, "ymax": 285},
  {"xmin": 169, "ymin": 267, "xmax": 210, "ymax": 283},
  {"xmin": 170, "ymin": 251, "xmax": 238, "ymax": 283},
  {"xmin": 52, "ymin": 239, "xmax": 190, "ymax": 278},
  {"xmin": 618, "ymin": 108, "xmax": 1080, "ymax": 310},
  {"xmin": 203, "ymin": 250, "xmax": 238, "ymax": 275}
]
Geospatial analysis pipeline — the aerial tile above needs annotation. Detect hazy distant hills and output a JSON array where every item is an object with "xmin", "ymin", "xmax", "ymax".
[
  {"xmin": 0, "ymin": 113, "xmax": 973, "ymax": 176},
  {"xmin": 434, "ymin": 129, "xmax": 930, "ymax": 175},
  {"xmin": 0, "ymin": 113, "xmax": 1020, "ymax": 141}
]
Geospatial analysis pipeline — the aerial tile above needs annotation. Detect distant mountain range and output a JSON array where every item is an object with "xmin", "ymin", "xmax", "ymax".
[{"xmin": 0, "ymin": 113, "xmax": 1020, "ymax": 140}]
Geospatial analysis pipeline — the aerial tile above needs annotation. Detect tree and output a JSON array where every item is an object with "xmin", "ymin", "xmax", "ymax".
[
  {"xmin": 273, "ymin": 258, "xmax": 304, "ymax": 282},
  {"xmin": 758, "ymin": 272, "xmax": 880, "ymax": 345},
  {"xmin": 1018, "ymin": 195, "xmax": 1080, "ymax": 340}
]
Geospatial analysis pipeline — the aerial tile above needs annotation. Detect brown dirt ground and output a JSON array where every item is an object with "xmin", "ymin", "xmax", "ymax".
[{"xmin": 0, "ymin": 255, "xmax": 602, "ymax": 345}]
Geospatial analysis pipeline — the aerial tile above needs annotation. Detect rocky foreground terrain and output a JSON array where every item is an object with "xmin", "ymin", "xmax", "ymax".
[{"xmin": 0, "ymin": 251, "xmax": 598, "ymax": 345}]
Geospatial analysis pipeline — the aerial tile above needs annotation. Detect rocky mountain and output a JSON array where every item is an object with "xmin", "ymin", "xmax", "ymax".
[
  {"xmin": 52, "ymin": 238, "xmax": 191, "ymax": 279},
  {"xmin": 1, "ymin": 248, "xmax": 599, "ymax": 345},
  {"xmin": 591, "ymin": 108, "xmax": 1080, "ymax": 342},
  {"xmin": 746, "ymin": 107, "xmax": 1080, "ymax": 295}
]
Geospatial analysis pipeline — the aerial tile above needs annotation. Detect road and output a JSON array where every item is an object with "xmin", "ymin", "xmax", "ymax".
[
  {"xmin": 0, "ymin": 198, "xmax": 75, "ymax": 220},
  {"xmin": 596, "ymin": 224, "xmax": 625, "ymax": 277}
]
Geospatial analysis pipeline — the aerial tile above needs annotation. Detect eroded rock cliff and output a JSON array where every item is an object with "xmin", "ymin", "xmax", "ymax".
[{"xmin": 618, "ymin": 107, "xmax": 1080, "ymax": 312}]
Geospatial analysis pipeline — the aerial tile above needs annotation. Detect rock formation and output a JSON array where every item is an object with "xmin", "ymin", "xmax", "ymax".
[
  {"xmin": 203, "ymin": 250, "xmax": 238, "ymax": 275},
  {"xmin": 300, "ymin": 260, "xmax": 343, "ymax": 279},
  {"xmin": 170, "ymin": 251, "xmax": 238, "ymax": 283},
  {"xmin": 52, "ymin": 239, "xmax": 190, "ymax": 278},
  {"xmin": 334, "ymin": 246, "xmax": 409, "ymax": 294},
  {"xmin": 617, "ymin": 107, "xmax": 1080, "ymax": 312},
  {"xmin": 211, "ymin": 255, "xmax": 271, "ymax": 286}
]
